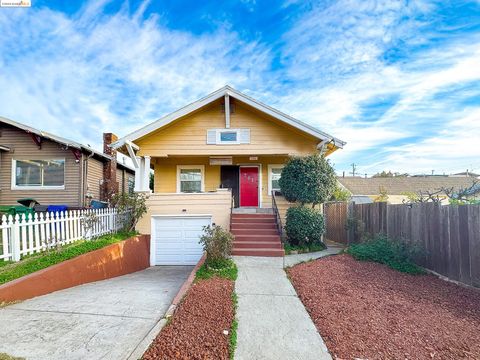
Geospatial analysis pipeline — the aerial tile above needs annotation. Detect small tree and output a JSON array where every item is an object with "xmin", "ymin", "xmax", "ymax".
[
  {"xmin": 110, "ymin": 192, "xmax": 147, "ymax": 232},
  {"xmin": 279, "ymin": 154, "xmax": 336, "ymax": 248},
  {"xmin": 374, "ymin": 186, "xmax": 389, "ymax": 202},
  {"xmin": 330, "ymin": 184, "xmax": 351, "ymax": 201},
  {"xmin": 279, "ymin": 154, "xmax": 336, "ymax": 207}
]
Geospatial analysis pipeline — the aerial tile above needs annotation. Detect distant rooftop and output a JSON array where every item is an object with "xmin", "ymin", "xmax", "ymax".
[{"xmin": 337, "ymin": 176, "xmax": 476, "ymax": 196}]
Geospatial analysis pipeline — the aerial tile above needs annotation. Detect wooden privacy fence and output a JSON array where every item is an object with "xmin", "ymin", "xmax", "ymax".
[
  {"xmin": 333, "ymin": 202, "xmax": 480, "ymax": 287},
  {"xmin": 0, "ymin": 208, "xmax": 131, "ymax": 262},
  {"xmin": 324, "ymin": 202, "xmax": 348, "ymax": 244}
]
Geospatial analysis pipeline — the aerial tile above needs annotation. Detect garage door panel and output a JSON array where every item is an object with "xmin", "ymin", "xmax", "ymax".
[
  {"xmin": 156, "ymin": 230, "xmax": 183, "ymax": 240},
  {"xmin": 181, "ymin": 218, "xmax": 210, "ymax": 227},
  {"xmin": 152, "ymin": 216, "xmax": 211, "ymax": 266}
]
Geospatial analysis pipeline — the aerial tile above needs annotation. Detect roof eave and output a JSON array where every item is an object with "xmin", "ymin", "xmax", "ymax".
[{"xmin": 111, "ymin": 86, "xmax": 346, "ymax": 149}]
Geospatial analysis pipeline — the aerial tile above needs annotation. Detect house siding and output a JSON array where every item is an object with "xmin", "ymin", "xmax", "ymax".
[
  {"xmin": 135, "ymin": 100, "xmax": 319, "ymax": 157},
  {"xmin": 136, "ymin": 191, "xmax": 232, "ymax": 234},
  {"xmin": 116, "ymin": 168, "xmax": 135, "ymax": 194},
  {"xmin": 0, "ymin": 125, "xmax": 83, "ymax": 207},
  {"xmin": 153, "ymin": 155, "xmax": 289, "ymax": 208},
  {"xmin": 85, "ymin": 157, "xmax": 104, "ymax": 200}
]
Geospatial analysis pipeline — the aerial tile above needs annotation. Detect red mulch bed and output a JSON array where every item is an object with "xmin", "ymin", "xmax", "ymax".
[
  {"xmin": 287, "ymin": 254, "xmax": 480, "ymax": 360},
  {"xmin": 143, "ymin": 278, "xmax": 234, "ymax": 360}
]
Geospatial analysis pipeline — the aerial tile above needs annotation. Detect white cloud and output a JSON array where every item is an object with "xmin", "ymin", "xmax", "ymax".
[
  {"xmin": 0, "ymin": 0, "xmax": 479, "ymax": 177},
  {"xmin": 0, "ymin": 3, "xmax": 271, "ymax": 149}
]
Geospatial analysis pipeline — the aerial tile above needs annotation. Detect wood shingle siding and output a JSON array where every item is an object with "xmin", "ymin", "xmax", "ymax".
[{"xmin": 0, "ymin": 126, "xmax": 83, "ymax": 207}]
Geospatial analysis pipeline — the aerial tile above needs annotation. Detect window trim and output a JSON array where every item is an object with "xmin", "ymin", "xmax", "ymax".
[
  {"xmin": 216, "ymin": 129, "xmax": 240, "ymax": 145},
  {"xmin": 176, "ymin": 165, "xmax": 205, "ymax": 193},
  {"xmin": 11, "ymin": 158, "xmax": 66, "ymax": 190},
  {"xmin": 267, "ymin": 164, "xmax": 284, "ymax": 195}
]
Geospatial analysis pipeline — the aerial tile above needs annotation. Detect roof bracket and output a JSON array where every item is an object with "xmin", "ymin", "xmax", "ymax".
[
  {"xmin": 126, "ymin": 140, "xmax": 140, "ymax": 168},
  {"xmin": 28, "ymin": 132, "xmax": 42, "ymax": 149},
  {"xmin": 70, "ymin": 148, "xmax": 82, "ymax": 161}
]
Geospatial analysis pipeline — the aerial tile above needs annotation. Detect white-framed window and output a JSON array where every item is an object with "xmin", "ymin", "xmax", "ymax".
[
  {"xmin": 206, "ymin": 129, "xmax": 250, "ymax": 145},
  {"xmin": 218, "ymin": 130, "xmax": 239, "ymax": 144},
  {"xmin": 12, "ymin": 159, "xmax": 65, "ymax": 190},
  {"xmin": 268, "ymin": 164, "xmax": 284, "ymax": 194},
  {"xmin": 176, "ymin": 165, "xmax": 205, "ymax": 193}
]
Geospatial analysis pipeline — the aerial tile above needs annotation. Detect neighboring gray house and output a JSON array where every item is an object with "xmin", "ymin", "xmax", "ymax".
[{"xmin": 0, "ymin": 116, "xmax": 134, "ymax": 207}]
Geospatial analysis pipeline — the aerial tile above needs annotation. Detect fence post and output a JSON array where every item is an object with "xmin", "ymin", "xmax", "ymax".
[
  {"xmin": 11, "ymin": 214, "xmax": 21, "ymax": 262},
  {"xmin": 347, "ymin": 201, "xmax": 355, "ymax": 244}
]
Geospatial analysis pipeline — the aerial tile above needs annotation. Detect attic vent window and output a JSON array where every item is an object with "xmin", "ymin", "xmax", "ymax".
[
  {"xmin": 220, "ymin": 131, "xmax": 237, "ymax": 142},
  {"xmin": 206, "ymin": 129, "xmax": 250, "ymax": 145}
]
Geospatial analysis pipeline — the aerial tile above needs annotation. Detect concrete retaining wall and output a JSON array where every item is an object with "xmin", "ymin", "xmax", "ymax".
[{"xmin": 0, "ymin": 234, "xmax": 150, "ymax": 303}]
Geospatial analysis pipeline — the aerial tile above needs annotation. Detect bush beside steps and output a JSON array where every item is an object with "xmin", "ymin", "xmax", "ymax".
[{"xmin": 347, "ymin": 234, "xmax": 424, "ymax": 274}]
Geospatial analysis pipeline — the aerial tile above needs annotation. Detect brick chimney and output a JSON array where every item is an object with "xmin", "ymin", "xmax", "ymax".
[{"xmin": 101, "ymin": 133, "xmax": 119, "ymax": 201}]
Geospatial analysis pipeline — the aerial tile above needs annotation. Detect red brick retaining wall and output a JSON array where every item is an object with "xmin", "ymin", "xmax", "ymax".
[{"xmin": 0, "ymin": 234, "xmax": 150, "ymax": 303}]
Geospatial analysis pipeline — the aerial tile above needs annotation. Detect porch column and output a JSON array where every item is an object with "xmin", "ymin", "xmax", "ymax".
[
  {"xmin": 134, "ymin": 156, "xmax": 142, "ymax": 192},
  {"xmin": 143, "ymin": 156, "xmax": 151, "ymax": 192}
]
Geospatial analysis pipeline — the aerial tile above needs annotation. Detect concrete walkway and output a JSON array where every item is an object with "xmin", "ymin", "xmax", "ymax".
[
  {"xmin": 0, "ymin": 266, "xmax": 192, "ymax": 360},
  {"xmin": 234, "ymin": 248, "xmax": 338, "ymax": 360}
]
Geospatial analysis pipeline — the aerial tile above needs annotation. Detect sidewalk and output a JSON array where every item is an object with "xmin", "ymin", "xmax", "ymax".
[{"xmin": 233, "ymin": 252, "xmax": 333, "ymax": 360}]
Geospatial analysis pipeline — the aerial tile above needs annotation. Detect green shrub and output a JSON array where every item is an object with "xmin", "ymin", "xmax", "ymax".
[
  {"xmin": 279, "ymin": 154, "xmax": 336, "ymax": 206},
  {"xmin": 195, "ymin": 258, "xmax": 238, "ymax": 281},
  {"xmin": 199, "ymin": 225, "xmax": 234, "ymax": 265},
  {"xmin": 110, "ymin": 192, "xmax": 147, "ymax": 232},
  {"xmin": 347, "ymin": 234, "xmax": 424, "ymax": 274},
  {"xmin": 285, "ymin": 206, "xmax": 325, "ymax": 246}
]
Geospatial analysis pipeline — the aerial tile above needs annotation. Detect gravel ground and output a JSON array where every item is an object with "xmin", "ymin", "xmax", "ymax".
[
  {"xmin": 287, "ymin": 254, "xmax": 480, "ymax": 360},
  {"xmin": 143, "ymin": 278, "xmax": 234, "ymax": 360}
]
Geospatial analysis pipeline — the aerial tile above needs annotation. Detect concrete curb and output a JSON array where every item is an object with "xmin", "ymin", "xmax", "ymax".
[{"xmin": 126, "ymin": 254, "xmax": 206, "ymax": 360}]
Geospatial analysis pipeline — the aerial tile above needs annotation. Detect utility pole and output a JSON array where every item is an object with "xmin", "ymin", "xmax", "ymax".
[{"xmin": 350, "ymin": 163, "xmax": 357, "ymax": 177}]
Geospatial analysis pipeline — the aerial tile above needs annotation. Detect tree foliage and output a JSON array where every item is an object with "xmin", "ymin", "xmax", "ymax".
[
  {"xmin": 373, "ymin": 171, "xmax": 409, "ymax": 178},
  {"xmin": 330, "ymin": 184, "xmax": 351, "ymax": 201},
  {"xmin": 110, "ymin": 192, "xmax": 147, "ymax": 232},
  {"xmin": 279, "ymin": 154, "xmax": 336, "ymax": 206},
  {"xmin": 374, "ymin": 186, "xmax": 389, "ymax": 202}
]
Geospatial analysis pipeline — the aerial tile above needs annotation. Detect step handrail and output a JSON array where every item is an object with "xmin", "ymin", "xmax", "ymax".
[{"xmin": 271, "ymin": 190, "xmax": 284, "ymax": 242}]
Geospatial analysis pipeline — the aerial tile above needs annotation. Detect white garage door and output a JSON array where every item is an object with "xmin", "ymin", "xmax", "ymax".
[{"xmin": 151, "ymin": 215, "xmax": 212, "ymax": 265}]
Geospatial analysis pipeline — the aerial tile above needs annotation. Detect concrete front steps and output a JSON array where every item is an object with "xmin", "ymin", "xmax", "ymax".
[{"xmin": 231, "ymin": 213, "xmax": 284, "ymax": 257}]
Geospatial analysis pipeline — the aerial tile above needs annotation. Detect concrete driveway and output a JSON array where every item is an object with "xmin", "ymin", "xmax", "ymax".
[{"xmin": 0, "ymin": 266, "xmax": 192, "ymax": 360}]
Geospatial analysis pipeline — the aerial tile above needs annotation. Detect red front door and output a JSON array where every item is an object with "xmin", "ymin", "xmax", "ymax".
[{"xmin": 240, "ymin": 167, "xmax": 259, "ymax": 207}]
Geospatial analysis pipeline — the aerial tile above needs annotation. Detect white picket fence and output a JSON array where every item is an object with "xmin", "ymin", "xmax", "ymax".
[{"xmin": 0, "ymin": 208, "xmax": 131, "ymax": 262}]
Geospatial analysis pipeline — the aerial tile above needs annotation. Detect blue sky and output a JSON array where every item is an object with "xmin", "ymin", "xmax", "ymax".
[{"xmin": 1, "ymin": 0, "xmax": 479, "ymax": 176}]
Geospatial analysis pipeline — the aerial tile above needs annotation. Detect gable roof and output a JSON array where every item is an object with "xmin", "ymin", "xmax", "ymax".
[
  {"xmin": 337, "ymin": 176, "xmax": 476, "ymax": 196},
  {"xmin": 0, "ymin": 116, "xmax": 134, "ymax": 172},
  {"xmin": 111, "ymin": 85, "xmax": 346, "ymax": 149}
]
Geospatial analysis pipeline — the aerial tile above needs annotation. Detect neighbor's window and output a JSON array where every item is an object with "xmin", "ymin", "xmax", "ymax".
[
  {"xmin": 268, "ymin": 165, "xmax": 283, "ymax": 194},
  {"xmin": 177, "ymin": 166, "xmax": 204, "ymax": 193},
  {"xmin": 14, "ymin": 159, "xmax": 65, "ymax": 188}
]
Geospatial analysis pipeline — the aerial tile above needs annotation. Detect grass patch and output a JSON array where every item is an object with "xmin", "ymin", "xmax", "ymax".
[
  {"xmin": 229, "ymin": 291, "xmax": 238, "ymax": 360},
  {"xmin": 0, "ymin": 354, "xmax": 25, "ymax": 360},
  {"xmin": 195, "ymin": 259, "xmax": 238, "ymax": 281},
  {"xmin": 0, "ymin": 260, "xmax": 13, "ymax": 268},
  {"xmin": 284, "ymin": 242, "xmax": 326, "ymax": 255},
  {"xmin": 347, "ymin": 234, "xmax": 424, "ymax": 274},
  {"xmin": 0, "ymin": 231, "xmax": 136, "ymax": 285}
]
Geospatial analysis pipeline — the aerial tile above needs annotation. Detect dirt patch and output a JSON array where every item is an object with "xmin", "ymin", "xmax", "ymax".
[
  {"xmin": 143, "ymin": 277, "xmax": 234, "ymax": 360},
  {"xmin": 287, "ymin": 254, "xmax": 480, "ymax": 360}
]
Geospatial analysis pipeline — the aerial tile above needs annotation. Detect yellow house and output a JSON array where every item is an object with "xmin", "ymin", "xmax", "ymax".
[{"xmin": 112, "ymin": 86, "xmax": 345, "ymax": 264}]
